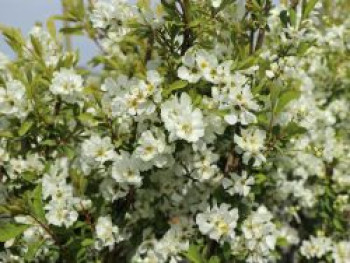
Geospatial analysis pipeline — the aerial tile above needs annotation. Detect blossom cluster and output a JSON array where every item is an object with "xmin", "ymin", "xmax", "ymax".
[{"xmin": 0, "ymin": 0, "xmax": 349, "ymax": 262}]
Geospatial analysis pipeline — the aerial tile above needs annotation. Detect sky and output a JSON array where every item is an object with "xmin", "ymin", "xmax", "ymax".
[
  {"xmin": 0, "ymin": 0, "xmax": 279, "ymax": 65},
  {"xmin": 0, "ymin": 0, "xmax": 97, "ymax": 64}
]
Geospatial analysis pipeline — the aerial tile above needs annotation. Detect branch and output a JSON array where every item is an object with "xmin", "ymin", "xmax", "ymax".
[
  {"xmin": 180, "ymin": 0, "xmax": 193, "ymax": 55},
  {"xmin": 249, "ymin": 29, "xmax": 255, "ymax": 55},
  {"xmin": 255, "ymin": 0, "xmax": 272, "ymax": 51},
  {"xmin": 61, "ymin": 0, "xmax": 72, "ymax": 51},
  {"xmin": 144, "ymin": 30, "xmax": 155, "ymax": 64}
]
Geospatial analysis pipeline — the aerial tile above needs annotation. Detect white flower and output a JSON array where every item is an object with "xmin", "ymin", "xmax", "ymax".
[
  {"xmin": 81, "ymin": 135, "xmax": 116, "ymax": 164},
  {"xmin": 134, "ymin": 129, "xmax": 173, "ymax": 168},
  {"xmin": 135, "ymin": 130, "xmax": 164, "ymax": 162},
  {"xmin": 90, "ymin": 0, "xmax": 132, "ymax": 31},
  {"xmin": 42, "ymin": 158, "xmax": 80, "ymax": 228},
  {"xmin": 45, "ymin": 202, "xmax": 78, "ymax": 228},
  {"xmin": 222, "ymin": 171, "xmax": 254, "ymax": 197},
  {"xmin": 27, "ymin": 26, "xmax": 59, "ymax": 67},
  {"xmin": 0, "ymin": 80, "xmax": 28, "ymax": 118},
  {"xmin": 196, "ymin": 203, "xmax": 238, "ymax": 243},
  {"xmin": 95, "ymin": 216, "xmax": 123, "ymax": 250},
  {"xmin": 234, "ymin": 127, "xmax": 266, "ymax": 166},
  {"xmin": 242, "ymin": 206, "xmax": 277, "ymax": 262},
  {"xmin": 190, "ymin": 146, "xmax": 220, "ymax": 182},
  {"xmin": 141, "ymin": 70, "xmax": 163, "ymax": 100},
  {"xmin": 99, "ymin": 178, "xmax": 129, "ymax": 202},
  {"xmin": 50, "ymin": 68, "xmax": 83, "ymax": 99},
  {"xmin": 212, "ymin": 75, "xmax": 259, "ymax": 126},
  {"xmin": 300, "ymin": 235, "xmax": 332, "ymax": 259},
  {"xmin": 111, "ymin": 151, "xmax": 142, "ymax": 186},
  {"xmin": 278, "ymin": 225, "xmax": 300, "ymax": 246},
  {"xmin": 226, "ymin": 85, "xmax": 259, "ymax": 125},
  {"xmin": 332, "ymin": 241, "xmax": 350, "ymax": 263},
  {"xmin": 42, "ymin": 158, "xmax": 69, "ymax": 200},
  {"xmin": 161, "ymin": 93, "xmax": 204, "ymax": 142},
  {"xmin": 153, "ymin": 221, "xmax": 192, "ymax": 262},
  {"xmin": 6, "ymin": 153, "xmax": 44, "ymax": 180},
  {"xmin": 108, "ymin": 73, "xmax": 159, "ymax": 117},
  {"xmin": 212, "ymin": 0, "xmax": 222, "ymax": 8},
  {"xmin": 6, "ymin": 158, "xmax": 28, "ymax": 180},
  {"xmin": 177, "ymin": 51, "xmax": 202, "ymax": 83},
  {"xmin": 90, "ymin": 1, "xmax": 116, "ymax": 29},
  {"xmin": 195, "ymin": 50, "xmax": 217, "ymax": 73}
]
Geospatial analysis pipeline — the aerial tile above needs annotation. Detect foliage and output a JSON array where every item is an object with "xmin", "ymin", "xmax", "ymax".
[{"xmin": 0, "ymin": 0, "xmax": 349, "ymax": 262}]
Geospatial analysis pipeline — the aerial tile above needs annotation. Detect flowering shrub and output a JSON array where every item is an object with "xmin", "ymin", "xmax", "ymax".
[{"xmin": 0, "ymin": 0, "xmax": 349, "ymax": 262}]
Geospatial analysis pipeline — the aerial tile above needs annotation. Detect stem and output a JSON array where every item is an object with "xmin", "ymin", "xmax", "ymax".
[
  {"xmin": 61, "ymin": 0, "xmax": 72, "ymax": 51},
  {"xmin": 80, "ymin": 201, "xmax": 95, "ymax": 231},
  {"xmin": 28, "ymin": 214, "xmax": 59, "ymax": 245},
  {"xmin": 180, "ymin": 0, "xmax": 193, "ymax": 55},
  {"xmin": 249, "ymin": 29, "xmax": 255, "ymax": 55},
  {"xmin": 91, "ymin": 35, "xmax": 108, "ymax": 55},
  {"xmin": 144, "ymin": 30, "xmax": 155, "ymax": 64},
  {"xmin": 28, "ymin": 214, "xmax": 71, "ymax": 261},
  {"xmin": 255, "ymin": 0, "xmax": 271, "ymax": 51},
  {"xmin": 205, "ymin": 239, "xmax": 217, "ymax": 259}
]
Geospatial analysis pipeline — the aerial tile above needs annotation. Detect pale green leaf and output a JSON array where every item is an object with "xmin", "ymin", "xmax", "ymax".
[{"xmin": 0, "ymin": 223, "xmax": 29, "ymax": 242}]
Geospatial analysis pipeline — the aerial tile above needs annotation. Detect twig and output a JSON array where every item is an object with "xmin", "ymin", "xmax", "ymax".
[
  {"xmin": 61, "ymin": 0, "xmax": 72, "ymax": 51},
  {"xmin": 28, "ymin": 214, "xmax": 60, "ymax": 246},
  {"xmin": 249, "ymin": 29, "xmax": 255, "ymax": 55},
  {"xmin": 144, "ymin": 30, "xmax": 155, "ymax": 63},
  {"xmin": 255, "ymin": 0, "xmax": 272, "ymax": 51},
  {"xmin": 180, "ymin": 0, "xmax": 193, "ymax": 55}
]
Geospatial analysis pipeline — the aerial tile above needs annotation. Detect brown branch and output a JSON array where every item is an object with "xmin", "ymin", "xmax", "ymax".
[
  {"xmin": 249, "ymin": 29, "xmax": 255, "ymax": 55},
  {"xmin": 27, "ymin": 213, "xmax": 67, "ymax": 258},
  {"xmin": 180, "ymin": 0, "xmax": 193, "ymax": 55},
  {"xmin": 144, "ymin": 30, "xmax": 155, "ymax": 64},
  {"xmin": 80, "ymin": 201, "xmax": 95, "ymax": 232}
]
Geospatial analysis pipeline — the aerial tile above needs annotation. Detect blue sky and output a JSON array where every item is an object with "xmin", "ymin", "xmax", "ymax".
[
  {"xmin": 0, "ymin": 0, "xmax": 279, "ymax": 64},
  {"xmin": 0, "ymin": 0, "xmax": 97, "ymax": 64}
]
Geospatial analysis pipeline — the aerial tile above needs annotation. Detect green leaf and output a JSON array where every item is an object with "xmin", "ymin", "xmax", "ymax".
[
  {"xmin": 283, "ymin": 122, "xmax": 307, "ymax": 137},
  {"xmin": 333, "ymin": 217, "xmax": 344, "ymax": 231},
  {"xmin": 255, "ymin": 173, "xmax": 267, "ymax": 184},
  {"xmin": 81, "ymin": 238, "xmax": 94, "ymax": 247},
  {"xmin": 303, "ymin": 0, "xmax": 318, "ymax": 19},
  {"xmin": 30, "ymin": 35, "xmax": 43, "ymax": 57},
  {"xmin": 236, "ymin": 56, "xmax": 258, "ymax": 70},
  {"xmin": 0, "ymin": 27, "xmax": 25, "ymax": 55},
  {"xmin": 275, "ymin": 89, "xmax": 300, "ymax": 113},
  {"xmin": 289, "ymin": 8, "xmax": 297, "ymax": 26},
  {"xmin": 70, "ymin": 170, "xmax": 88, "ymax": 195},
  {"xmin": 25, "ymin": 240, "xmax": 44, "ymax": 261},
  {"xmin": 18, "ymin": 120, "xmax": 34, "ymax": 136},
  {"xmin": 164, "ymin": 80, "xmax": 188, "ymax": 96},
  {"xmin": 41, "ymin": 139, "xmax": 57, "ymax": 146},
  {"xmin": 22, "ymin": 172, "xmax": 37, "ymax": 183},
  {"xmin": 209, "ymin": 256, "xmax": 220, "ymax": 263},
  {"xmin": 0, "ymin": 131, "xmax": 14, "ymax": 138},
  {"xmin": 276, "ymin": 237, "xmax": 288, "ymax": 247},
  {"xmin": 0, "ymin": 205, "xmax": 11, "ymax": 215},
  {"xmin": 47, "ymin": 17, "xmax": 57, "ymax": 38},
  {"xmin": 185, "ymin": 245, "xmax": 204, "ymax": 263},
  {"xmin": 51, "ymin": 14, "xmax": 79, "ymax": 22},
  {"xmin": 78, "ymin": 113, "xmax": 98, "ymax": 126},
  {"xmin": 0, "ymin": 223, "xmax": 29, "ymax": 242},
  {"xmin": 279, "ymin": 10, "xmax": 289, "ymax": 27},
  {"xmin": 31, "ymin": 185, "xmax": 46, "ymax": 221},
  {"xmin": 60, "ymin": 26, "xmax": 84, "ymax": 35}
]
